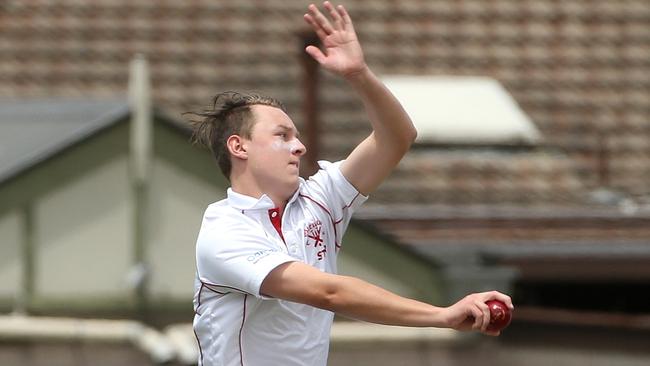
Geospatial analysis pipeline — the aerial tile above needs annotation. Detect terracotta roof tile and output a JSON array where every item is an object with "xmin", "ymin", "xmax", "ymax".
[
  {"xmin": 362, "ymin": 150, "xmax": 585, "ymax": 205},
  {"xmin": 1, "ymin": 0, "xmax": 648, "ymax": 205}
]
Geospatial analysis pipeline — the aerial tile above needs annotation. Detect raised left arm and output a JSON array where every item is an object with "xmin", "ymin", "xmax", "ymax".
[{"xmin": 304, "ymin": 2, "xmax": 417, "ymax": 195}]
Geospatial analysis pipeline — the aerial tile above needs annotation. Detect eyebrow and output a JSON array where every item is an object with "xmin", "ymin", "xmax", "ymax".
[{"xmin": 275, "ymin": 125, "xmax": 300, "ymax": 138}]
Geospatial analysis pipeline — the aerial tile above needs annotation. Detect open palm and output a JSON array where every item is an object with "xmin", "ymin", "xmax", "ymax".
[{"xmin": 304, "ymin": 2, "xmax": 367, "ymax": 77}]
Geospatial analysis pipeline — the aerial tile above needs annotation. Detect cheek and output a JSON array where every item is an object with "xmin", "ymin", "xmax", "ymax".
[
  {"xmin": 251, "ymin": 143, "xmax": 283, "ymax": 167},
  {"xmin": 271, "ymin": 140, "xmax": 301, "ymax": 153},
  {"xmin": 271, "ymin": 140, "xmax": 290, "ymax": 153}
]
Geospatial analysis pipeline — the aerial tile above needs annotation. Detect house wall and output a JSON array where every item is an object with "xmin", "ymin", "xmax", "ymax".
[
  {"xmin": 147, "ymin": 156, "xmax": 224, "ymax": 300},
  {"xmin": 338, "ymin": 250, "xmax": 417, "ymax": 300},
  {"xmin": 339, "ymin": 224, "xmax": 444, "ymax": 304},
  {"xmin": 0, "ymin": 120, "xmax": 443, "ymax": 315},
  {"xmin": 0, "ymin": 120, "xmax": 229, "ymax": 311},
  {"xmin": 0, "ymin": 121, "xmax": 130, "ymax": 311},
  {"xmin": 34, "ymin": 156, "xmax": 132, "ymax": 298},
  {"xmin": 0, "ymin": 209, "xmax": 22, "ymax": 302}
]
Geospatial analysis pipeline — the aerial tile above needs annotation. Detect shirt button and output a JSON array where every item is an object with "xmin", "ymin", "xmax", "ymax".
[{"xmin": 271, "ymin": 211, "xmax": 278, "ymax": 218}]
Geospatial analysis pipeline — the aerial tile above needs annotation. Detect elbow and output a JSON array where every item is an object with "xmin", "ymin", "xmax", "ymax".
[
  {"xmin": 310, "ymin": 276, "xmax": 354, "ymax": 312},
  {"xmin": 407, "ymin": 126, "xmax": 418, "ymax": 144},
  {"xmin": 312, "ymin": 285, "xmax": 342, "ymax": 312},
  {"xmin": 399, "ymin": 126, "xmax": 417, "ymax": 153},
  {"xmin": 398, "ymin": 123, "xmax": 417, "ymax": 150},
  {"xmin": 378, "ymin": 126, "xmax": 417, "ymax": 156}
]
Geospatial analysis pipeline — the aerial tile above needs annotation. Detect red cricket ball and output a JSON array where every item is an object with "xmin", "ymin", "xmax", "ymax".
[{"xmin": 486, "ymin": 300, "xmax": 512, "ymax": 332}]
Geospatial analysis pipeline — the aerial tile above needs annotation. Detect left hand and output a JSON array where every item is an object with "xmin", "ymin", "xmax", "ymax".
[{"xmin": 304, "ymin": 2, "xmax": 367, "ymax": 78}]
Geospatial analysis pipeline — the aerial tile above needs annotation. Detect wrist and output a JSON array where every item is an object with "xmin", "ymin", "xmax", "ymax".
[
  {"xmin": 343, "ymin": 64, "xmax": 371, "ymax": 83},
  {"xmin": 430, "ymin": 306, "xmax": 450, "ymax": 328},
  {"xmin": 413, "ymin": 304, "xmax": 447, "ymax": 328}
]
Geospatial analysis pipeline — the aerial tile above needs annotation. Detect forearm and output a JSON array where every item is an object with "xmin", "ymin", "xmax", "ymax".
[
  {"xmin": 345, "ymin": 67, "xmax": 417, "ymax": 146},
  {"xmin": 323, "ymin": 275, "xmax": 446, "ymax": 328}
]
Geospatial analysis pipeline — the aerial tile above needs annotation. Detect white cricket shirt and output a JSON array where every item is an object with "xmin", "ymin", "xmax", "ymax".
[{"xmin": 193, "ymin": 160, "xmax": 367, "ymax": 366}]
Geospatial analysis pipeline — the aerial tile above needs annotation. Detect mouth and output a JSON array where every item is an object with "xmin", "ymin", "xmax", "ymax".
[{"xmin": 289, "ymin": 161, "xmax": 300, "ymax": 169}]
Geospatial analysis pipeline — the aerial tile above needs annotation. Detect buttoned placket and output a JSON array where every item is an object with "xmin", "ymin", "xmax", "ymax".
[
  {"xmin": 268, "ymin": 208, "xmax": 284, "ymax": 243},
  {"xmin": 230, "ymin": 188, "xmax": 305, "ymax": 258},
  {"xmin": 268, "ymin": 202, "xmax": 303, "ymax": 259}
]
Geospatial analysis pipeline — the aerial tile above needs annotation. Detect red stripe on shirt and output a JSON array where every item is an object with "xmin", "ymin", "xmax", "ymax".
[
  {"xmin": 200, "ymin": 280, "xmax": 252, "ymax": 296},
  {"xmin": 239, "ymin": 294, "xmax": 248, "ymax": 366},
  {"xmin": 336, "ymin": 193, "xmax": 360, "ymax": 224},
  {"xmin": 193, "ymin": 327, "xmax": 204, "ymax": 366}
]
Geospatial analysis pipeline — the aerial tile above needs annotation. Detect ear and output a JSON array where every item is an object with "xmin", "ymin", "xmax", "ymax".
[{"xmin": 226, "ymin": 135, "xmax": 248, "ymax": 160}]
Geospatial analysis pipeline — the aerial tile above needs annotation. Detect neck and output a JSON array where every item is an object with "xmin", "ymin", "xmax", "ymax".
[{"xmin": 230, "ymin": 174, "xmax": 290, "ymax": 213}]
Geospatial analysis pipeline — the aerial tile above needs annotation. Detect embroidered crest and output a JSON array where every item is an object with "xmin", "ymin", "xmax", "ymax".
[
  {"xmin": 304, "ymin": 219, "xmax": 327, "ymax": 260},
  {"xmin": 304, "ymin": 219, "xmax": 323, "ymax": 247}
]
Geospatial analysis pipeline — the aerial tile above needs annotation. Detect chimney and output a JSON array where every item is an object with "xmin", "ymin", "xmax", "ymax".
[{"xmin": 128, "ymin": 54, "xmax": 153, "ymax": 185}]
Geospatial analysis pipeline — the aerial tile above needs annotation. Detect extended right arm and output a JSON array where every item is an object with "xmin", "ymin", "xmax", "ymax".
[{"xmin": 261, "ymin": 261, "xmax": 513, "ymax": 335}]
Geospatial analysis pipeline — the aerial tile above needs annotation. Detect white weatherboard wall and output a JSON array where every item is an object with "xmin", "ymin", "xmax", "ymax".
[
  {"xmin": 0, "ymin": 209, "xmax": 22, "ymax": 299},
  {"xmin": 338, "ymin": 252, "xmax": 417, "ymax": 300},
  {"xmin": 35, "ymin": 157, "xmax": 132, "ymax": 298},
  {"xmin": 147, "ymin": 157, "xmax": 225, "ymax": 299},
  {"xmin": 382, "ymin": 75, "xmax": 542, "ymax": 145}
]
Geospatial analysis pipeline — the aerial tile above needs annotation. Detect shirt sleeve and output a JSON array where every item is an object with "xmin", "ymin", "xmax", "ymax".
[
  {"xmin": 195, "ymin": 215, "xmax": 295, "ymax": 298},
  {"xmin": 302, "ymin": 160, "xmax": 368, "ymax": 243}
]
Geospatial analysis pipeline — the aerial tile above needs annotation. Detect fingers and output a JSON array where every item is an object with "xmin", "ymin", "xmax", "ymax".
[
  {"xmin": 487, "ymin": 290, "xmax": 514, "ymax": 310},
  {"xmin": 469, "ymin": 305, "xmax": 483, "ymax": 330},
  {"xmin": 304, "ymin": 45, "xmax": 327, "ymax": 64},
  {"xmin": 478, "ymin": 300, "xmax": 491, "ymax": 331},
  {"xmin": 323, "ymin": 1, "xmax": 343, "ymax": 30},
  {"xmin": 336, "ymin": 4, "xmax": 352, "ymax": 25},
  {"xmin": 307, "ymin": 3, "xmax": 334, "ymax": 35},
  {"xmin": 303, "ymin": 13, "xmax": 329, "ymax": 41},
  {"xmin": 459, "ymin": 290, "xmax": 514, "ymax": 335},
  {"xmin": 486, "ymin": 329, "xmax": 501, "ymax": 337},
  {"xmin": 305, "ymin": 2, "xmax": 351, "ymax": 35},
  {"xmin": 470, "ymin": 300, "xmax": 490, "ymax": 332}
]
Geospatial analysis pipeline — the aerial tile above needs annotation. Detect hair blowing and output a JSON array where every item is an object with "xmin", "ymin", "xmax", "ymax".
[{"xmin": 185, "ymin": 91, "xmax": 286, "ymax": 180}]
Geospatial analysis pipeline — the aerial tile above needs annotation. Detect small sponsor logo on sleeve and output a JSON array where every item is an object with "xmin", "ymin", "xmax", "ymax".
[{"xmin": 247, "ymin": 249, "xmax": 279, "ymax": 264}]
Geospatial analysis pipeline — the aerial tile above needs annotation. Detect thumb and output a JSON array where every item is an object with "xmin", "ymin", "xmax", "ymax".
[{"xmin": 305, "ymin": 45, "xmax": 327, "ymax": 64}]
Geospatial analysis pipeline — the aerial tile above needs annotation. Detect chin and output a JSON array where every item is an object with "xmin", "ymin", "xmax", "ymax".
[
  {"xmin": 284, "ymin": 178, "xmax": 300, "ymax": 195},
  {"xmin": 287, "ymin": 179, "xmax": 300, "ymax": 191}
]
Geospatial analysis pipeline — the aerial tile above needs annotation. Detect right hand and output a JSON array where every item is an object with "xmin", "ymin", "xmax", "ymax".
[{"xmin": 441, "ymin": 291, "xmax": 514, "ymax": 336}]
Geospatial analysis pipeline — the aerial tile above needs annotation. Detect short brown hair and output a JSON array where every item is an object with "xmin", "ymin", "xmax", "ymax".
[{"xmin": 186, "ymin": 91, "xmax": 286, "ymax": 180}]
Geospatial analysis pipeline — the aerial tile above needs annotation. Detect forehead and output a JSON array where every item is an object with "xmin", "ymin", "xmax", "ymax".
[{"xmin": 250, "ymin": 104, "xmax": 296, "ymax": 131}]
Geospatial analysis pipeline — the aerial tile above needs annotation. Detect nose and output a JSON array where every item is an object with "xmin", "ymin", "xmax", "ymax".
[{"xmin": 292, "ymin": 138, "xmax": 307, "ymax": 156}]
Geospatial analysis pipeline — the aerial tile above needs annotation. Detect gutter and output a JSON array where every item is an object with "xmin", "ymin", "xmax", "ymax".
[
  {"xmin": 0, "ymin": 315, "xmax": 184, "ymax": 364},
  {"xmin": 0, "ymin": 315, "xmax": 466, "ymax": 364}
]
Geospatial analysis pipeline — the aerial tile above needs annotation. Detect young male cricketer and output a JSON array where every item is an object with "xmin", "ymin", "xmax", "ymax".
[{"xmin": 191, "ymin": 2, "xmax": 514, "ymax": 365}]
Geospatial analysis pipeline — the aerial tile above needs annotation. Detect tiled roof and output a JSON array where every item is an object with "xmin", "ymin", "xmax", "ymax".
[
  {"xmin": 358, "ymin": 207, "xmax": 650, "ymax": 247},
  {"xmin": 1, "ymin": 0, "xmax": 648, "ymax": 206},
  {"xmin": 354, "ymin": 204, "xmax": 650, "ymax": 279},
  {"xmin": 372, "ymin": 149, "xmax": 584, "ymax": 205}
]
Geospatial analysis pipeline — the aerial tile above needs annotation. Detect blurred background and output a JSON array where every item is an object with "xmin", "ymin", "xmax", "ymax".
[{"xmin": 1, "ymin": 0, "xmax": 649, "ymax": 365}]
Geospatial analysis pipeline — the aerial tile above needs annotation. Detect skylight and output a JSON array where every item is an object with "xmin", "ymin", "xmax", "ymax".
[{"xmin": 382, "ymin": 76, "xmax": 542, "ymax": 145}]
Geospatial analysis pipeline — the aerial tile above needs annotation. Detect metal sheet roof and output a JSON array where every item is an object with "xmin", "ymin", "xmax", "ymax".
[{"xmin": 0, "ymin": 99, "xmax": 130, "ymax": 184}]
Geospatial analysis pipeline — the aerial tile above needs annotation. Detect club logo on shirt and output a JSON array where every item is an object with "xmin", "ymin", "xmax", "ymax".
[{"xmin": 304, "ymin": 219, "xmax": 327, "ymax": 260}]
